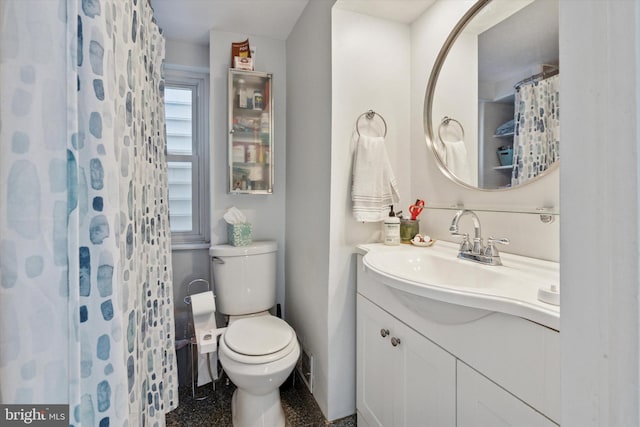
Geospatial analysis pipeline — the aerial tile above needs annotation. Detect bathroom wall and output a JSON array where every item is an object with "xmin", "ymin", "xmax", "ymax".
[
  {"xmin": 288, "ymin": 0, "xmax": 412, "ymax": 420},
  {"xmin": 330, "ymin": 7, "xmax": 412, "ymax": 420},
  {"xmin": 209, "ymin": 30, "xmax": 288, "ymax": 308},
  {"xmin": 410, "ymin": 0, "xmax": 560, "ymax": 262},
  {"xmin": 560, "ymin": 1, "xmax": 640, "ymax": 425},
  {"xmin": 165, "ymin": 39, "xmax": 209, "ymax": 72},
  {"xmin": 285, "ymin": 0, "xmax": 334, "ymax": 418}
]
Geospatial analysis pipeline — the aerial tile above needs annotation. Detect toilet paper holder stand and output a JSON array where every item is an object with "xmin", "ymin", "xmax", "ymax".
[
  {"xmin": 184, "ymin": 278, "xmax": 223, "ymax": 400},
  {"xmin": 184, "ymin": 278, "xmax": 211, "ymax": 305}
]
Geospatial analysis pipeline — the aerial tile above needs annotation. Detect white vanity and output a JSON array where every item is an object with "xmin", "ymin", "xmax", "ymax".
[{"xmin": 355, "ymin": 242, "xmax": 560, "ymax": 427}]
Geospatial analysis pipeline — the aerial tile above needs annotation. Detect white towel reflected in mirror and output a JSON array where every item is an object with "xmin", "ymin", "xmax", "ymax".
[{"xmin": 442, "ymin": 139, "xmax": 472, "ymax": 183}]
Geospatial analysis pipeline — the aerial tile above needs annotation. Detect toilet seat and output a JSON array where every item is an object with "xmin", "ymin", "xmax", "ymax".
[{"xmin": 222, "ymin": 316, "xmax": 297, "ymax": 365}]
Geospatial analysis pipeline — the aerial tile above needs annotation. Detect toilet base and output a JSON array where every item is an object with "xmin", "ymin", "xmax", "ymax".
[{"xmin": 231, "ymin": 387, "xmax": 285, "ymax": 427}]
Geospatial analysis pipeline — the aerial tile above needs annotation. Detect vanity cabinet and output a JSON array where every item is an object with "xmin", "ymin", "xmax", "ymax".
[
  {"xmin": 357, "ymin": 295, "xmax": 456, "ymax": 427},
  {"xmin": 356, "ymin": 253, "xmax": 560, "ymax": 426},
  {"xmin": 228, "ymin": 69, "xmax": 273, "ymax": 194},
  {"xmin": 457, "ymin": 361, "xmax": 557, "ymax": 427}
]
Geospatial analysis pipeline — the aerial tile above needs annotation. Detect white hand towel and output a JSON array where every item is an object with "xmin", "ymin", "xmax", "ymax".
[
  {"xmin": 351, "ymin": 135, "xmax": 400, "ymax": 222},
  {"xmin": 442, "ymin": 139, "xmax": 472, "ymax": 183}
]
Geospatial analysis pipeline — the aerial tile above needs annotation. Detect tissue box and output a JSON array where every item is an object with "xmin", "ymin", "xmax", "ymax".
[{"xmin": 227, "ymin": 223, "xmax": 252, "ymax": 246}]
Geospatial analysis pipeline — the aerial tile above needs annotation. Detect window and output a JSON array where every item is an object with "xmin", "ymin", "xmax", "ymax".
[{"xmin": 164, "ymin": 69, "xmax": 209, "ymax": 246}]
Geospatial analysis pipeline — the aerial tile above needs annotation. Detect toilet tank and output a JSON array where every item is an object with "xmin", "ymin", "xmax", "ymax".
[{"xmin": 209, "ymin": 241, "xmax": 277, "ymax": 316}]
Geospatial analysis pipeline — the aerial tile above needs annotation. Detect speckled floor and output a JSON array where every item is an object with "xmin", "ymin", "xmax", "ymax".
[{"xmin": 165, "ymin": 371, "xmax": 357, "ymax": 427}]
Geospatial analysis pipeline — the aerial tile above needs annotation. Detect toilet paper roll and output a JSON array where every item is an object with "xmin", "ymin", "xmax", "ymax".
[
  {"xmin": 190, "ymin": 291, "xmax": 216, "ymax": 316},
  {"xmin": 190, "ymin": 291, "xmax": 218, "ymax": 346}
]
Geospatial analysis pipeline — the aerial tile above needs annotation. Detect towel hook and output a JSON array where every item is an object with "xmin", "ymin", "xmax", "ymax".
[
  {"xmin": 438, "ymin": 116, "xmax": 465, "ymax": 143},
  {"xmin": 356, "ymin": 109, "xmax": 388, "ymax": 137}
]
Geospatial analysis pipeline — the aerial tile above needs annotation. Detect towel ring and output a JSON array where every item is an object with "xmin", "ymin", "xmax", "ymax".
[
  {"xmin": 356, "ymin": 109, "xmax": 388, "ymax": 137},
  {"xmin": 438, "ymin": 116, "xmax": 465, "ymax": 143}
]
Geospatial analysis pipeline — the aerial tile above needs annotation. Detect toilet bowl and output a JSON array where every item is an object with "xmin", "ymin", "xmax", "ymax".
[
  {"xmin": 210, "ymin": 241, "xmax": 300, "ymax": 426},
  {"xmin": 218, "ymin": 314, "xmax": 300, "ymax": 427}
]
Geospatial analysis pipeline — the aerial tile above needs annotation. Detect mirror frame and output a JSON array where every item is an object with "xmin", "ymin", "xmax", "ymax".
[{"xmin": 423, "ymin": 0, "xmax": 559, "ymax": 192}]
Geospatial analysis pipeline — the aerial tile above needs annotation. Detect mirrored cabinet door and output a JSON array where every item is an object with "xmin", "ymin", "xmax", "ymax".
[{"xmin": 228, "ymin": 69, "xmax": 273, "ymax": 194}]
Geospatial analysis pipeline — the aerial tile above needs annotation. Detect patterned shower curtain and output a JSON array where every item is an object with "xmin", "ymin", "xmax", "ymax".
[
  {"xmin": 0, "ymin": 0, "xmax": 178, "ymax": 425},
  {"xmin": 511, "ymin": 74, "xmax": 560, "ymax": 186}
]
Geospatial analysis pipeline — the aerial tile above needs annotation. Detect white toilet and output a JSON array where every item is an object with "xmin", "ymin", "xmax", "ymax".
[{"xmin": 209, "ymin": 241, "xmax": 300, "ymax": 427}]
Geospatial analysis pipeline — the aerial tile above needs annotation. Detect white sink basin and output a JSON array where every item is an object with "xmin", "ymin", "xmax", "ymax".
[{"xmin": 360, "ymin": 241, "xmax": 560, "ymax": 330}]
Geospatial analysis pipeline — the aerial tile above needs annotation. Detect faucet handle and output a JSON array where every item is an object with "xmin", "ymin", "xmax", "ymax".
[
  {"xmin": 484, "ymin": 237, "xmax": 510, "ymax": 257},
  {"xmin": 452, "ymin": 233, "xmax": 471, "ymax": 252}
]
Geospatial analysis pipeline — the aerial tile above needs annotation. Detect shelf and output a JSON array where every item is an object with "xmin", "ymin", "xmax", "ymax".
[
  {"xmin": 234, "ymin": 107, "xmax": 266, "ymax": 114},
  {"xmin": 493, "ymin": 165, "xmax": 513, "ymax": 170},
  {"xmin": 424, "ymin": 204, "xmax": 559, "ymax": 216},
  {"xmin": 231, "ymin": 130, "xmax": 268, "ymax": 139},
  {"xmin": 233, "ymin": 162, "xmax": 270, "ymax": 167},
  {"xmin": 493, "ymin": 133, "xmax": 514, "ymax": 138},
  {"xmin": 230, "ymin": 190, "xmax": 272, "ymax": 195}
]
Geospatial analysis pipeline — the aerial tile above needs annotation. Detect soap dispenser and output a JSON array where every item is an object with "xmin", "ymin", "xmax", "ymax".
[{"xmin": 383, "ymin": 205, "xmax": 400, "ymax": 246}]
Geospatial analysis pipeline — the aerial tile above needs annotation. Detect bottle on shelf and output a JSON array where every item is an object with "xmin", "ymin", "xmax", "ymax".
[
  {"xmin": 253, "ymin": 89, "xmax": 264, "ymax": 110},
  {"xmin": 246, "ymin": 144, "xmax": 257, "ymax": 163},
  {"xmin": 238, "ymin": 79, "xmax": 248, "ymax": 109},
  {"xmin": 232, "ymin": 145, "xmax": 245, "ymax": 163},
  {"xmin": 260, "ymin": 112, "xmax": 269, "ymax": 144}
]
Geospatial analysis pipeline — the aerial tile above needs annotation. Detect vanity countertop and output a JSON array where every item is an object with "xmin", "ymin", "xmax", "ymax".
[{"xmin": 357, "ymin": 241, "xmax": 560, "ymax": 330}]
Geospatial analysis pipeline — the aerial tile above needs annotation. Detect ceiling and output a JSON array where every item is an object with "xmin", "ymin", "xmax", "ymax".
[
  {"xmin": 151, "ymin": 0, "xmax": 435, "ymax": 45},
  {"xmin": 151, "ymin": 0, "xmax": 310, "ymax": 44},
  {"xmin": 333, "ymin": 0, "xmax": 435, "ymax": 24}
]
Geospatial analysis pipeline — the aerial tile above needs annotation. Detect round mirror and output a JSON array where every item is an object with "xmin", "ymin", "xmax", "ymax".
[{"xmin": 424, "ymin": 0, "xmax": 559, "ymax": 191}]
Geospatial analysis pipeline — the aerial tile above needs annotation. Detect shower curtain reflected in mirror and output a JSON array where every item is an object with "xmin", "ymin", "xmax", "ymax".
[
  {"xmin": 511, "ymin": 74, "xmax": 560, "ymax": 186},
  {"xmin": 0, "ymin": 0, "xmax": 178, "ymax": 424}
]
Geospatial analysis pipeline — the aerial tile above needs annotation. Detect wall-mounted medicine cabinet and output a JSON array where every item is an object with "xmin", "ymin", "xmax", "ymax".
[{"xmin": 228, "ymin": 69, "xmax": 273, "ymax": 194}]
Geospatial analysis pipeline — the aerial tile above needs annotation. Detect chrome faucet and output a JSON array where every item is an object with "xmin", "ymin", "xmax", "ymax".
[{"xmin": 449, "ymin": 209, "xmax": 509, "ymax": 266}]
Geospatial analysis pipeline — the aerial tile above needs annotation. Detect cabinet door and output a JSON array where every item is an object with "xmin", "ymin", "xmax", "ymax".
[
  {"xmin": 457, "ymin": 361, "xmax": 558, "ymax": 427},
  {"xmin": 357, "ymin": 295, "xmax": 456, "ymax": 427},
  {"xmin": 395, "ymin": 322, "xmax": 456, "ymax": 427},
  {"xmin": 228, "ymin": 69, "xmax": 273, "ymax": 194},
  {"xmin": 357, "ymin": 296, "xmax": 396, "ymax": 427}
]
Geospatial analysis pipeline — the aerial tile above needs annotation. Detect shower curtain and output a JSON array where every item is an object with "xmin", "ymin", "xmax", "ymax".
[
  {"xmin": 511, "ymin": 74, "xmax": 560, "ymax": 186},
  {"xmin": 0, "ymin": 0, "xmax": 178, "ymax": 425}
]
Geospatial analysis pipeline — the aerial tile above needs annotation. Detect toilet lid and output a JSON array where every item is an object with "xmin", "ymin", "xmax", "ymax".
[{"xmin": 224, "ymin": 316, "xmax": 294, "ymax": 356}]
